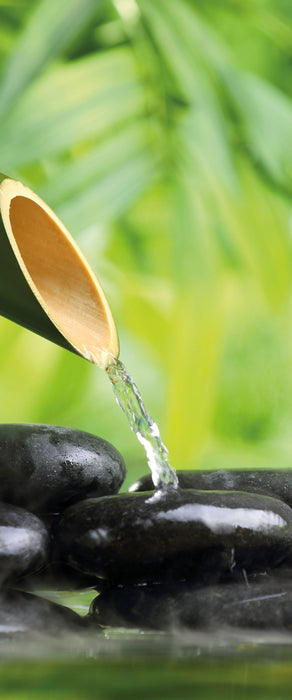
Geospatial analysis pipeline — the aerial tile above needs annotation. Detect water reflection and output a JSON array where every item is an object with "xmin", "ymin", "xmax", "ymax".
[{"xmin": 1, "ymin": 590, "xmax": 292, "ymax": 700}]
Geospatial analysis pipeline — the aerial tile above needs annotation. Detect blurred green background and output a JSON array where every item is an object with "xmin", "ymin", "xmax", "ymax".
[{"xmin": 0, "ymin": 0, "xmax": 292, "ymax": 489}]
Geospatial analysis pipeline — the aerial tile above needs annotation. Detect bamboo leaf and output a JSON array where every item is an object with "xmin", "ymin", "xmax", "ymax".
[
  {"xmin": 226, "ymin": 72, "xmax": 292, "ymax": 190},
  {"xmin": 177, "ymin": 109, "xmax": 292, "ymax": 311},
  {"xmin": 0, "ymin": 48, "xmax": 144, "ymax": 170},
  {"xmin": 58, "ymin": 150, "xmax": 158, "ymax": 235},
  {"xmin": 38, "ymin": 120, "xmax": 155, "ymax": 208},
  {"xmin": 0, "ymin": 0, "xmax": 106, "ymax": 118},
  {"xmin": 139, "ymin": 0, "xmax": 237, "ymax": 193},
  {"xmin": 139, "ymin": 0, "xmax": 230, "ymax": 100}
]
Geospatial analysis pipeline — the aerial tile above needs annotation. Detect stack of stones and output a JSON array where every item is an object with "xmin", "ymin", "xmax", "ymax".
[
  {"xmin": 2, "ymin": 423, "xmax": 292, "ymax": 637},
  {"xmin": 0, "ymin": 423, "xmax": 125, "ymax": 637}
]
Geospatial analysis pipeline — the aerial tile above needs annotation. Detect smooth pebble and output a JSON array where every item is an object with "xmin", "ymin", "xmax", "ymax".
[
  {"xmin": 0, "ymin": 588, "xmax": 90, "ymax": 637},
  {"xmin": 55, "ymin": 489, "xmax": 292, "ymax": 585},
  {"xmin": 130, "ymin": 469, "xmax": 292, "ymax": 508},
  {"xmin": 0, "ymin": 423, "xmax": 126, "ymax": 513},
  {"xmin": 0, "ymin": 503, "xmax": 48, "ymax": 585},
  {"xmin": 91, "ymin": 576, "xmax": 292, "ymax": 631}
]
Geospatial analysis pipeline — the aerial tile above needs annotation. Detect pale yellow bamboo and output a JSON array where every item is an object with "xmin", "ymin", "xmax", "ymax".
[{"xmin": 0, "ymin": 177, "xmax": 119, "ymax": 368}]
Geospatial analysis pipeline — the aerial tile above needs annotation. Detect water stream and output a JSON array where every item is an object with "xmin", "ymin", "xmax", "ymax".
[{"xmin": 106, "ymin": 358, "xmax": 178, "ymax": 490}]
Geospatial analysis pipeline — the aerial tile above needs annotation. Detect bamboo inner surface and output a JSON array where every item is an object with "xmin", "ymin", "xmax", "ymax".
[{"xmin": 8, "ymin": 194, "xmax": 118, "ymax": 365}]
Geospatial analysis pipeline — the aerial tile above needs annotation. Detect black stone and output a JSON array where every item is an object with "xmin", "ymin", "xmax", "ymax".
[
  {"xmin": 0, "ymin": 503, "xmax": 49, "ymax": 586},
  {"xmin": 19, "ymin": 513, "xmax": 101, "ymax": 591},
  {"xmin": 0, "ymin": 423, "xmax": 126, "ymax": 513},
  {"xmin": 130, "ymin": 470, "xmax": 292, "ymax": 508},
  {"xmin": 0, "ymin": 589, "xmax": 91, "ymax": 637},
  {"xmin": 22, "ymin": 560, "xmax": 101, "ymax": 592},
  {"xmin": 91, "ymin": 577, "xmax": 292, "ymax": 631},
  {"xmin": 55, "ymin": 489, "xmax": 292, "ymax": 585}
]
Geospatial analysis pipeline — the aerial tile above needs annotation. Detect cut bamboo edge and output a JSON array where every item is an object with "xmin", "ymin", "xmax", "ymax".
[{"xmin": 0, "ymin": 173, "xmax": 119, "ymax": 368}]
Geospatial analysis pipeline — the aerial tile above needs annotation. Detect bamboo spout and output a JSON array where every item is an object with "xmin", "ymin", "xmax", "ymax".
[{"xmin": 0, "ymin": 177, "xmax": 119, "ymax": 367}]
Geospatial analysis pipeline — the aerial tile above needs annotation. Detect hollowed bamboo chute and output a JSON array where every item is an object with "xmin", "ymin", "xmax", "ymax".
[{"xmin": 0, "ymin": 175, "xmax": 119, "ymax": 368}]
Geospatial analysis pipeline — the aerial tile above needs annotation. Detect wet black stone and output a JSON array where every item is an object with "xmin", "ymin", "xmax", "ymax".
[
  {"xmin": 22, "ymin": 560, "xmax": 101, "ymax": 592},
  {"xmin": 0, "ymin": 503, "xmax": 49, "ymax": 586},
  {"xmin": 0, "ymin": 589, "xmax": 90, "ymax": 637},
  {"xmin": 130, "ymin": 470, "xmax": 292, "ymax": 508},
  {"xmin": 91, "ymin": 577, "xmax": 292, "ymax": 631},
  {"xmin": 18, "ymin": 512, "xmax": 100, "ymax": 591},
  {"xmin": 0, "ymin": 424, "xmax": 126, "ymax": 513},
  {"xmin": 54, "ymin": 489, "xmax": 292, "ymax": 585}
]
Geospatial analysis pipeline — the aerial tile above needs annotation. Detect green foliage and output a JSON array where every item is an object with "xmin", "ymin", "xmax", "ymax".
[{"xmin": 0, "ymin": 0, "xmax": 292, "ymax": 481}]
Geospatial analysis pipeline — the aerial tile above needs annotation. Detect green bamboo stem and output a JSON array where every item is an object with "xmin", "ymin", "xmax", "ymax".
[{"xmin": 0, "ymin": 175, "xmax": 119, "ymax": 367}]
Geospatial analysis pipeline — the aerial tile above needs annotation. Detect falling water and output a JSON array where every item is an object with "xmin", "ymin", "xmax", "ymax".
[{"xmin": 106, "ymin": 358, "xmax": 178, "ymax": 490}]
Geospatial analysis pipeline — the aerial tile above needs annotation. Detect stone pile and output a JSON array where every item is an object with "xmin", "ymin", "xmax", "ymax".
[
  {"xmin": 1, "ymin": 426, "xmax": 292, "ymax": 636},
  {"xmin": 0, "ymin": 423, "xmax": 125, "ymax": 637}
]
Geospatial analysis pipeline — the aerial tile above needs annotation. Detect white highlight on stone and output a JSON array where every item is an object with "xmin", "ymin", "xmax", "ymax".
[
  {"xmin": 87, "ymin": 528, "xmax": 110, "ymax": 545},
  {"xmin": 0, "ymin": 624, "xmax": 26, "ymax": 633},
  {"xmin": 156, "ymin": 505, "xmax": 287, "ymax": 534},
  {"xmin": 0, "ymin": 526, "xmax": 42, "ymax": 554}
]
